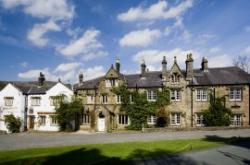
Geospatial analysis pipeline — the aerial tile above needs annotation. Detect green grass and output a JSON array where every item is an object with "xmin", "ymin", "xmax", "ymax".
[{"xmin": 0, "ymin": 137, "xmax": 248, "ymax": 165}]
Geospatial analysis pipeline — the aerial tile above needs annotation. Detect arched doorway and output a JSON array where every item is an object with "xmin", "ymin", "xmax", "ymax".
[{"xmin": 97, "ymin": 112, "xmax": 105, "ymax": 132}]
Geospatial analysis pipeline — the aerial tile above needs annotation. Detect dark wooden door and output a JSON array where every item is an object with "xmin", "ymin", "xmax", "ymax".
[{"xmin": 29, "ymin": 116, "xmax": 34, "ymax": 129}]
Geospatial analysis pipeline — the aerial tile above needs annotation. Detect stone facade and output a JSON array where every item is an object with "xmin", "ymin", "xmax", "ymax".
[{"xmin": 74, "ymin": 55, "xmax": 250, "ymax": 132}]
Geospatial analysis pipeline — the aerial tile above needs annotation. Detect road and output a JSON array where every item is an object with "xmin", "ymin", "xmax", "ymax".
[{"xmin": 0, "ymin": 129, "xmax": 250, "ymax": 151}]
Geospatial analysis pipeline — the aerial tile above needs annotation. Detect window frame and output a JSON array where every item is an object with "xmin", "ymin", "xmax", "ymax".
[
  {"xmin": 196, "ymin": 113, "xmax": 204, "ymax": 126},
  {"xmin": 31, "ymin": 96, "xmax": 41, "ymax": 106},
  {"xmin": 4, "ymin": 97, "xmax": 14, "ymax": 106},
  {"xmin": 118, "ymin": 114, "xmax": 129, "ymax": 125},
  {"xmin": 102, "ymin": 94, "xmax": 108, "ymax": 104},
  {"xmin": 147, "ymin": 90, "xmax": 157, "ymax": 102},
  {"xmin": 50, "ymin": 115, "xmax": 57, "ymax": 126},
  {"xmin": 171, "ymin": 113, "xmax": 181, "ymax": 125},
  {"xmin": 231, "ymin": 114, "xmax": 242, "ymax": 126},
  {"xmin": 171, "ymin": 90, "xmax": 181, "ymax": 101},
  {"xmin": 147, "ymin": 115, "xmax": 157, "ymax": 125},
  {"xmin": 39, "ymin": 115, "xmax": 46, "ymax": 126},
  {"xmin": 229, "ymin": 88, "xmax": 242, "ymax": 101},
  {"xmin": 196, "ymin": 89, "xmax": 207, "ymax": 102}
]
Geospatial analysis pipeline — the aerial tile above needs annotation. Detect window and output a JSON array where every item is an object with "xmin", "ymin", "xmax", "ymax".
[
  {"xmin": 82, "ymin": 114, "xmax": 90, "ymax": 124},
  {"xmin": 105, "ymin": 79, "xmax": 116, "ymax": 87},
  {"xmin": 118, "ymin": 114, "xmax": 128, "ymax": 125},
  {"xmin": 39, "ymin": 116, "xmax": 46, "ymax": 126},
  {"xmin": 50, "ymin": 115, "xmax": 57, "ymax": 125},
  {"xmin": 171, "ymin": 73, "xmax": 180, "ymax": 83},
  {"xmin": 171, "ymin": 113, "xmax": 181, "ymax": 125},
  {"xmin": 229, "ymin": 88, "xmax": 242, "ymax": 101},
  {"xmin": 171, "ymin": 90, "xmax": 181, "ymax": 101},
  {"xmin": 87, "ymin": 95, "xmax": 94, "ymax": 104},
  {"xmin": 4, "ymin": 97, "xmax": 13, "ymax": 106},
  {"xmin": 196, "ymin": 89, "xmax": 207, "ymax": 101},
  {"xmin": 147, "ymin": 115, "xmax": 157, "ymax": 125},
  {"xmin": 147, "ymin": 90, "xmax": 157, "ymax": 101},
  {"xmin": 196, "ymin": 114, "xmax": 204, "ymax": 126},
  {"xmin": 31, "ymin": 97, "xmax": 41, "ymax": 106},
  {"xmin": 117, "ymin": 95, "xmax": 122, "ymax": 104},
  {"xmin": 231, "ymin": 114, "xmax": 242, "ymax": 126},
  {"xmin": 50, "ymin": 97, "xmax": 60, "ymax": 106},
  {"xmin": 102, "ymin": 95, "xmax": 108, "ymax": 104}
]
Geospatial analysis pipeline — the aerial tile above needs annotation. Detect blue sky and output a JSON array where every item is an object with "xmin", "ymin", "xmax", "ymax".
[{"xmin": 0, "ymin": 0, "xmax": 250, "ymax": 83}]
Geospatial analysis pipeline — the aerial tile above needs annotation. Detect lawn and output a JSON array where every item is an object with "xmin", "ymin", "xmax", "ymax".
[{"xmin": 0, "ymin": 137, "xmax": 247, "ymax": 165}]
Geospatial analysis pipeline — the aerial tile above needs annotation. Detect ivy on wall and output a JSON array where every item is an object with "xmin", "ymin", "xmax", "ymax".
[{"xmin": 112, "ymin": 85, "xmax": 170, "ymax": 130}]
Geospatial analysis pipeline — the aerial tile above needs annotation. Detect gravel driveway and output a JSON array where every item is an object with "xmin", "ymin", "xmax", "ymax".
[{"xmin": 0, "ymin": 129, "xmax": 250, "ymax": 151}]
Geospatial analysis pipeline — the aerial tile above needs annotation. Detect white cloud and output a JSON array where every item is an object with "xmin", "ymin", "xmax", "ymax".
[
  {"xmin": 20, "ymin": 61, "xmax": 28, "ymax": 68},
  {"xmin": 244, "ymin": 46, "xmax": 250, "ymax": 55},
  {"xmin": 244, "ymin": 26, "xmax": 250, "ymax": 33},
  {"xmin": 18, "ymin": 68, "xmax": 57, "ymax": 80},
  {"xmin": 117, "ymin": 0, "xmax": 193, "ymax": 22},
  {"xmin": 119, "ymin": 29, "xmax": 161, "ymax": 47},
  {"xmin": 78, "ymin": 66, "xmax": 106, "ymax": 81},
  {"xmin": 209, "ymin": 47, "xmax": 220, "ymax": 53},
  {"xmin": 208, "ymin": 54, "xmax": 232, "ymax": 67},
  {"xmin": 27, "ymin": 20, "xmax": 61, "ymax": 47},
  {"xmin": 57, "ymin": 29, "xmax": 103, "ymax": 57},
  {"xmin": 54, "ymin": 62, "xmax": 81, "ymax": 73},
  {"xmin": 133, "ymin": 48, "xmax": 200, "ymax": 69},
  {"xmin": 1, "ymin": 0, "xmax": 74, "ymax": 21},
  {"xmin": 196, "ymin": 33, "xmax": 216, "ymax": 44},
  {"xmin": 82, "ymin": 50, "xmax": 108, "ymax": 61}
]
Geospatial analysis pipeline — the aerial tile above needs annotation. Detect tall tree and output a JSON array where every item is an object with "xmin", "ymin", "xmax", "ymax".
[{"xmin": 233, "ymin": 55, "xmax": 250, "ymax": 73}]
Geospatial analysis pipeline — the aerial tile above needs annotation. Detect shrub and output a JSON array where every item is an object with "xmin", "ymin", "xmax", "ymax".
[
  {"xmin": 202, "ymin": 94, "xmax": 232, "ymax": 126},
  {"xmin": 4, "ymin": 114, "xmax": 22, "ymax": 133},
  {"xmin": 56, "ymin": 97, "xmax": 83, "ymax": 132}
]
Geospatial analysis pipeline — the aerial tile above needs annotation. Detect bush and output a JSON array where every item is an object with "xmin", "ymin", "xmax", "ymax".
[
  {"xmin": 202, "ymin": 94, "xmax": 232, "ymax": 126},
  {"xmin": 56, "ymin": 97, "xmax": 83, "ymax": 132},
  {"xmin": 4, "ymin": 114, "xmax": 22, "ymax": 133}
]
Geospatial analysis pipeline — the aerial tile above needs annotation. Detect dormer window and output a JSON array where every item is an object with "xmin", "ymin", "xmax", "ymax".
[{"xmin": 171, "ymin": 73, "xmax": 180, "ymax": 83}]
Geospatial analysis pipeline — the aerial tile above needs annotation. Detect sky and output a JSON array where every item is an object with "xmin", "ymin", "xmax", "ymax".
[{"xmin": 0, "ymin": 0, "xmax": 250, "ymax": 83}]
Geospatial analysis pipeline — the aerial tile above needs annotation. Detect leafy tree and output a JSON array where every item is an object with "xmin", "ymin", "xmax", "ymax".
[
  {"xmin": 4, "ymin": 114, "xmax": 22, "ymax": 133},
  {"xmin": 55, "ymin": 96, "xmax": 83, "ymax": 132},
  {"xmin": 202, "ymin": 93, "xmax": 232, "ymax": 126}
]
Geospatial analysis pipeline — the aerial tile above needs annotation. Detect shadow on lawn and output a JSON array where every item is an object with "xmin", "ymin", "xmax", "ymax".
[
  {"xmin": 1, "ymin": 148, "xmax": 202, "ymax": 165},
  {"xmin": 2, "ymin": 136, "xmax": 250, "ymax": 165}
]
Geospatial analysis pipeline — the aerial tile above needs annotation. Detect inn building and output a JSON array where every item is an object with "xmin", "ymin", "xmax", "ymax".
[{"xmin": 74, "ymin": 54, "xmax": 250, "ymax": 132}]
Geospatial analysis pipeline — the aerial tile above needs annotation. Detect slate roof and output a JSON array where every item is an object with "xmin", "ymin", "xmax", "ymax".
[
  {"xmin": 191, "ymin": 67, "xmax": 250, "ymax": 86},
  {"xmin": 0, "ymin": 81, "xmax": 72, "ymax": 94},
  {"xmin": 75, "ymin": 66, "xmax": 250, "ymax": 90}
]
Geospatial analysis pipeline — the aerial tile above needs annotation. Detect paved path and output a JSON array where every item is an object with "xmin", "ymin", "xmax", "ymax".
[
  {"xmin": 0, "ymin": 129, "xmax": 250, "ymax": 151},
  {"xmin": 133, "ymin": 141, "xmax": 250, "ymax": 165}
]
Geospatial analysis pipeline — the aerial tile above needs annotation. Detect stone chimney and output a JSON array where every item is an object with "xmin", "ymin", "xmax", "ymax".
[
  {"xmin": 185, "ymin": 53, "xmax": 194, "ymax": 80},
  {"xmin": 79, "ymin": 73, "xmax": 83, "ymax": 84},
  {"xmin": 201, "ymin": 57, "xmax": 208, "ymax": 71},
  {"xmin": 141, "ymin": 59, "xmax": 146, "ymax": 75},
  {"xmin": 162, "ymin": 56, "xmax": 167, "ymax": 73},
  {"xmin": 38, "ymin": 72, "xmax": 45, "ymax": 86},
  {"xmin": 115, "ymin": 58, "xmax": 120, "ymax": 73}
]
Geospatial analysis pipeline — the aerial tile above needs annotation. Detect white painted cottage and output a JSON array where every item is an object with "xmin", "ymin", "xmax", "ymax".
[{"xmin": 0, "ymin": 73, "xmax": 73, "ymax": 132}]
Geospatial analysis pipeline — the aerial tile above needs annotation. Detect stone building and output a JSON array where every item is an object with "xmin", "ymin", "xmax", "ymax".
[{"xmin": 74, "ymin": 54, "xmax": 250, "ymax": 132}]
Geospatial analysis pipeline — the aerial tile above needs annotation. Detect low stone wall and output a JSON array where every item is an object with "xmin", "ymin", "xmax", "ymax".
[{"xmin": 142, "ymin": 126, "xmax": 250, "ymax": 133}]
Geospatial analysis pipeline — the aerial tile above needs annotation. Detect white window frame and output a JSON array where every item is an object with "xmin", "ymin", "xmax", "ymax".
[
  {"xmin": 102, "ymin": 94, "xmax": 108, "ymax": 104},
  {"xmin": 4, "ymin": 97, "xmax": 14, "ymax": 106},
  {"xmin": 117, "ymin": 95, "xmax": 122, "ymax": 104},
  {"xmin": 171, "ymin": 73, "xmax": 180, "ymax": 83},
  {"xmin": 147, "ymin": 115, "xmax": 157, "ymax": 125},
  {"xmin": 50, "ymin": 115, "xmax": 57, "ymax": 126},
  {"xmin": 31, "ymin": 97, "xmax": 41, "ymax": 106},
  {"xmin": 87, "ymin": 95, "xmax": 94, "ymax": 104},
  {"xmin": 171, "ymin": 113, "xmax": 181, "ymax": 125},
  {"xmin": 196, "ymin": 114, "xmax": 204, "ymax": 126},
  {"xmin": 229, "ymin": 88, "xmax": 242, "ymax": 101},
  {"xmin": 171, "ymin": 90, "xmax": 181, "ymax": 101},
  {"xmin": 118, "ymin": 114, "xmax": 129, "ymax": 125},
  {"xmin": 231, "ymin": 114, "xmax": 242, "ymax": 126},
  {"xmin": 39, "ymin": 115, "xmax": 46, "ymax": 126},
  {"xmin": 196, "ymin": 89, "xmax": 207, "ymax": 101},
  {"xmin": 147, "ymin": 90, "xmax": 157, "ymax": 102}
]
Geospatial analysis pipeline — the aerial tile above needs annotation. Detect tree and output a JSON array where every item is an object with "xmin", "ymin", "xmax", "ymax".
[
  {"xmin": 202, "ymin": 94, "xmax": 232, "ymax": 126},
  {"xmin": 4, "ymin": 114, "xmax": 22, "ymax": 133},
  {"xmin": 233, "ymin": 55, "xmax": 250, "ymax": 73},
  {"xmin": 55, "ymin": 96, "xmax": 83, "ymax": 132}
]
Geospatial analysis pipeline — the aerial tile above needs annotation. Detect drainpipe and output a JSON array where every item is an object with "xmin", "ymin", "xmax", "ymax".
[
  {"xmin": 24, "ymin": 94, "xmax": 28, "ymax": 131},
  {"xmin": 190, "ymin": 78, "xmax": 194, "ymax": 127},
  {"xmin": 249, "ymin": 84, "xmax": 250, "ymax": 125}
]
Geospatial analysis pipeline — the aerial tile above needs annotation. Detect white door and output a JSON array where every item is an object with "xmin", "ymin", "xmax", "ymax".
[{"xmin": 98, "ymin": 118, "xmax": 105, "ymax": 132}]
